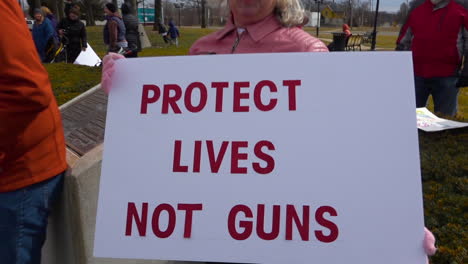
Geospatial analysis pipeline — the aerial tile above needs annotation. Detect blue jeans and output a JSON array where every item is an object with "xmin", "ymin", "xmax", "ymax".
[
  {"xmin": 414, "ymin": 76, "xmax": 459, "ymax": 116},
  {"xmin": 0, "ymin": 173, "xmax": 64, "ymax": 264}
]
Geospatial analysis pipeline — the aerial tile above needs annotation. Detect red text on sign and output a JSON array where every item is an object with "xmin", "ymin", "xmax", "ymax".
[
  {"xmin": 140, "ymin": 80, "xmax": 301, "ymax": 114},
  {"xmin": 227, "ymin": 204, "xmax": 339, "ymax": 243},
  {"xmin": 173, "ymin": 140, "xmax": 276, "ymax": 175},
  {"xmin": 125, "ymin": 202, "xmax": 203, "ymax": 238}
]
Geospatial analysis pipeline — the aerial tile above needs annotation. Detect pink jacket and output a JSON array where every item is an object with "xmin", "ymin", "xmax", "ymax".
[{"xmin": 189, "ymin": 14, "xmax": 328, "ymax": 55}]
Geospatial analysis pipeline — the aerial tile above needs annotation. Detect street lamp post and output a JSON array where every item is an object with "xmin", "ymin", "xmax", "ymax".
[
  {"xmin": 371, "ymin": 0, "xmax": 380, "ymax": 50},
  {"xmin": 315, "ymin": 0, "xmax": 323, "ymax": 37}
]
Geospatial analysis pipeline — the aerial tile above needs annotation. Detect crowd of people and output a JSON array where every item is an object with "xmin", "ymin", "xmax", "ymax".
[
  {"xmin": 30, "ymin": 1, "xmax": 181, "ymax": 62},
  {"xmin": 31, "ymin": 4, "xmax": 87, "ymax": 63}
]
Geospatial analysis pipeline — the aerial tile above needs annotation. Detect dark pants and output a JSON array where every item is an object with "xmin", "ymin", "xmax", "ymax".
[
  {"xmin": 67, "ymin": 43, "xmax": 82, "ymax": 63},
  {"xmin": 124, "ymin": 50, "xmax": 138, "ymax": 58},
  {"xmin": 0, "ymin": 173, "xmax": 65, "ymax": 264},
  {"xmin": 414, "ymin": 76, "xmax": 459, "ymax": 116}
]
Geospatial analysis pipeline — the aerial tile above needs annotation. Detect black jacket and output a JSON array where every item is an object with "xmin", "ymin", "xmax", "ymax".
[
  {"xmin": 123, "ymin": 14, "xmax": 141, "ymax": 51},
  {"xmin": 57, "ymin": 18, "xmax": 87, "ymax": 47}
]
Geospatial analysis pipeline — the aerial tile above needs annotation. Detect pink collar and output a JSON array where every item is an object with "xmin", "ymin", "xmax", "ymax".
[{"xmin": 215, "ymin": 14, "xmax": 282, "ymax": 43}]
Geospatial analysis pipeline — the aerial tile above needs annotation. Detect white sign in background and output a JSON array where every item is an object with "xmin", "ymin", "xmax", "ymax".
[
  {"xmin": 417, "ymin": 107, "xmax": 468, "ymax": 132},
  {"xmin": 94, "ymin": 52, "xmax": 426, "ymax": 264},
  {"xmin": 73, "ymin": 43, "xmax": 101, "ymax": 66}
]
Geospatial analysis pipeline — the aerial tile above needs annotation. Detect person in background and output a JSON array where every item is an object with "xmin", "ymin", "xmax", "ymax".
[
  {"xmin": 168, "ymin": 20, "xmax": 180, "ymax": 47},
  {"xmin": 158, "ymin": 22, "xmax": 170, "ymax": 45},
  {"xmin": 121, "ymin": 3, "xmax": 141, "ymax": 57},
  {"xmin": 342, "ymin": 23, "xmax": 351, "ymax": 37},
  {"xmin": 397, "ymin": 0, "xmax": 468, "ymax": 116},
  {"xmin": 41, "ymin": 6, "xmax": 58, "ymax": 43},
  {"xmin": 57, "ymin": 7, "xmax": 87, "ymax": 63},
  {"xmin": 103, "ymin": 2, "xmax": 127, "ymax": 53},
  {"xmin": 41, "ymin": 6, "xmax": 57, "ymax": 29},
  {"xmin": 327, "ymin": 23, "xmax": 351, "ymax": 51},
  {"xmin": 32, "ymin": 8, "xmax": 54, "ymax": 62},
  {"xmin": 0, "ymin": 1, "xmax": 67, "ymax": 263}
]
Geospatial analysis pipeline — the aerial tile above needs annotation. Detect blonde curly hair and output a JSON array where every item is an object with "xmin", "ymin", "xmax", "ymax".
[
  {"xmin": 41, "ymin": 6, "xmax": 53, "ymax": 16},
  {"xmin": 274, "ymin": 0, "xmax": 306, "ymax": 27},
  {"xmin": 223, "ymin": 0, "xmax": 306, "ymax": 27}
]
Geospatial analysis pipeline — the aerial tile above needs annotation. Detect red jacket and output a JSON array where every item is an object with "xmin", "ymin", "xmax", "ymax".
[
  {"xmin": 397, "ymin": 0, "xmax": 468, "ymax": 78},
  {"xmin": 0, "ymin": 0, "xmax": 67, "ymax": 192}
]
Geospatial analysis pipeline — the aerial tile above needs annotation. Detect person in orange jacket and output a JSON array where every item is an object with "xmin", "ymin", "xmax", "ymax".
[{"xmin": 0, "ymin": 1, "xmax": 68, "ymax": 263}]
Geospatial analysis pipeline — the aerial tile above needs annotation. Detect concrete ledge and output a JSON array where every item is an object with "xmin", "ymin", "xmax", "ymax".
[
  {"xmin": 44, "ymin": 144, "xmax": 200, "ymax": 263},
  {"xmin": 60, "ymin": 84, "xmax": 102, "ymax": 111}
]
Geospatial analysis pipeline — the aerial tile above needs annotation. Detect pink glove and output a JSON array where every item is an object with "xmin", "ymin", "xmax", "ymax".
[
  {"xmin": 424, "ymin": 227, "xmax": 437, "ymax": 264},
  {"xmin": 101, "ymin": 53, "xmax": 125, "ymax": 94}
]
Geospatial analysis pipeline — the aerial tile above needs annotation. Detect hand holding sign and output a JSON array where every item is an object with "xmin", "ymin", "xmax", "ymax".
[
  {"xmin": 101, "ymin": 53, "xmax": 125, "ymax": 94},
  {"xmin": 424, "ymin": 227, "xmax": 437, "ymax": 256}
]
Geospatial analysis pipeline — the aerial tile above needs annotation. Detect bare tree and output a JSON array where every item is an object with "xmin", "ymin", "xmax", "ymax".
[
  {"xmin": 395, "ymin": 2, "xmax": 409, "ymax": 25},
  {"xmin": 82, "ymin": 0, "xmax": 97, "ymax": 26},
  {"xmin": 200, "ymin": 0, "xmax": 206, "ymax": 28},
  {"xmin": 124, "ymin": 0, "xmax": 138, "ymax": 15},
  {"xmin": 153, "ymin": 0, "xmax": 162, "ymax": 30},
  {"xmin": 57, "ymin": 0, "xmax": 64, "ymax": 19},
  {"xmin": 75, "ymin": 0, "xmax": 106, "ymax": 26},
  {"xmin": 348, "ymin": 0, "xmax": 354, "ymax": 27},
  {"xmin": 27, "ymin": 0, "xmax": 42, "ymax": 16}
]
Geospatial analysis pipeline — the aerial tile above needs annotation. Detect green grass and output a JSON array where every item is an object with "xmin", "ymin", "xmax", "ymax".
[
  {"xmin": 44, "ymin": 63, "xmax": 101, "ymax": 105},
  {"xmin": 304, "ymin": 26, "xmax": 402, "ymax": 33},
  {"xmin": 86, "ymin": 26, "xmax": 217, "ymax": 58},
  {"xmin": 45, "ymin": 26, "xmax": 467, "ymax": 263},
  {"xmin": 420, "ymin": 128, "xmax": 468, "ymax": 264},
  {"xmin": 309, "ymin": 31, "xmax": 398, "ymax": 50}
]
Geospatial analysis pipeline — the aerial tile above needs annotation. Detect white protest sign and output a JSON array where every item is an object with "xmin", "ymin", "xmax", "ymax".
[
  {"xmin": 73, "ymin": 43, "xmax": 101, "ymax": 66},
  {"xmin": 417, "ymin": 107, "xmax": 468, "ymax": 132},
  {"xmin": 94, "ymin": 52, "xmax": 426, "ymax": 264}
]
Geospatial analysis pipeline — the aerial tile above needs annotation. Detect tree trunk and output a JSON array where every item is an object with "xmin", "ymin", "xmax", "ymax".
[
  {"xmin": 56, "ymin": 0, "xmax": 64, "ymax": 20},
  {"xmin": 86, "ymin": 1, "xmax": 96, "ymax": 26},
  {"xmin": 28, "ymin": 0, "xmax": 42, "ymax": 17},
  {"xmin": 124, "ymin": 0, "xmax": 138, "ymax": 15},
  {"xmin": 50, "ymin": 0, "xmax": 59, "ymax": 18},
  {"xmin": 201, "ymin": 0, "xmax": 206, "ymax": 28},
  {"xmin": 154, "ymin": 0, "xmax": 162, "ymax": 30}
]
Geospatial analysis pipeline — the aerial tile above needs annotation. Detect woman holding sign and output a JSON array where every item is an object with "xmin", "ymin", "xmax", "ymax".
[
  {"xmin": 99, "ymin": 0, "xmax": 437, "ymax": 261},
  {"xmin": 101, "ymin": 0, "xmax": 328, "ymax": 91}
]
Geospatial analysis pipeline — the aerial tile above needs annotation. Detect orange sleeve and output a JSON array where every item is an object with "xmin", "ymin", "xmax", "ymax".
[{"xmin": 0, "ymin": 0, "xmax": 53, "ymax": 115}]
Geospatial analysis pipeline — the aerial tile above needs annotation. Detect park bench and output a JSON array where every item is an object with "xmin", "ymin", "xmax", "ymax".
[{"xmin": 345, "ymin": 34, "xmax": 363, "ymax": 51}]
